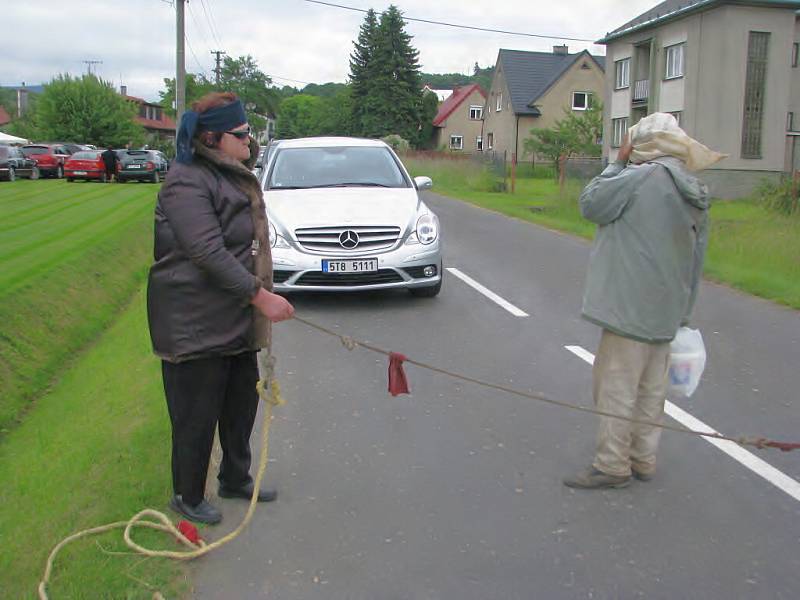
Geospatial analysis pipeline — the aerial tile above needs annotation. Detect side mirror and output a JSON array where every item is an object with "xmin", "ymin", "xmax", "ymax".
[{"xmin": 414, "ymin": 176, "xmax": 433, "ymax": 191}]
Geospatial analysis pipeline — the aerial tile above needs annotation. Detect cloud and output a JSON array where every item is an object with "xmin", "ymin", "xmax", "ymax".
[{"xmin": 2, "ymin": 0, "xmax": 657, "ymax": 101}]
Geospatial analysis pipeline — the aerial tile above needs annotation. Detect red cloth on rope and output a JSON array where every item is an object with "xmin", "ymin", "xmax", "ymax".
[
  {"xmin": 763, "ymin": 440, "xmax": 800, "ymax": 452},
  {"xmin": 388, "ymin": 352, "xmax": 410, "ymax": 396},
  {"xmin": 177, "ymin": 520, "xmax": 201, "ymax": 546}
]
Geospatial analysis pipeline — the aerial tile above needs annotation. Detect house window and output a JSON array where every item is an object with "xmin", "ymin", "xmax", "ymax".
[
  {"xmin": 449, "ymin": 135, "xmax": 463, "ymax": 150},
  {"xmin": 476, "ymin": 136, "xmax": 483, "ymax": 151},
  {"xmin": 496, "ymin": 93, "xmax": 503, "ymax": 112},
  {"xmin": 615, "ymin": 58, "xmax": 630, "ymax": 89},
  {"xmin": 665, "ymin": 43, "xmax": 685, "ymax": 79},
  {"xmin": 742, "ymin": 31, "xmax": 770, "ymax": 159},
  {"xmin": 788, "ymin": 112, "xmax": 796, "ymax": 132},
  {"xmin": 612, "ymin": 117, "xmax": 629, "ymax": 148},
  {"xmin": 487, "ymin": 132, "xmax": 494, "ymax": 150},
  {"xmin": 572, "ymin": 91, "xmax": 592, "ymax": 111},
  {"xmin": 469, "ymin": 105, "xmax": 483, "ymax": 120},
  {"xmin": 793, "ymin": 43, "xmax": 799, "ymax": 68},
  {"xmin": 670, "ymin": 111, "xmax": 682, "ymax": 127}
]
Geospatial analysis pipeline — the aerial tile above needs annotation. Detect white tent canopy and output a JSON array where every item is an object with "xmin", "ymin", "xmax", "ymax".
[{"xmin": 0, "ymin": 131, "xmax": 29, "ymax": 145}]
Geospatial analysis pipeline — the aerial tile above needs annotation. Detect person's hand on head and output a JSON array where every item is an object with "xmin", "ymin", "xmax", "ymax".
[{"xmin": 618, "ymin": 133, "xmax": 633, "ymax": 164}]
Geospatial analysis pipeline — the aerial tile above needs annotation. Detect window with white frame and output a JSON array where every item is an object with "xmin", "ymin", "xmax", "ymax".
[
  {"xmin": 612, "ymin": 117, "xmax": 629, "ymax": 148},
  {"xmin": 615, "ymin": 58, "xmax": 630, "ymax": 89},
  {"xmin": 793, "ymin": 43, "xmax": 799, "ymax": 68},
  {"xmin": 476, "ymin": 136, "xmax": 483, "ymax": 151},
  {"xmin": 572, "ymin": 91, "xmax": 592, "ymax": 111},
  {"xmin": 449, "ymin": 135, "xmax": 463, "ymax": 150},
  {"xmin": 487, "ymin": 132, "xmax": 494, "ymax": 149},
  {"xmin": 469, "ymin": 105, "xmax": 483, "ymax": 120},
  {"xmin": 665, "ymin": 43, "xmax": 685, "ymax": 79},
  {"xmin": 496, "ymin": 93, "xmax": 503, "ymax": 112}
]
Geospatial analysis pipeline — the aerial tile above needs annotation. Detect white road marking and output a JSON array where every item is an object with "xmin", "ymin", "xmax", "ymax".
[
  {"xmin": 565, "ymin": 345, "xmax": 800, "ymax": 503},
  {"xmin": 446, "ymin": 268, "xmax": 528, "ymax": 317}
]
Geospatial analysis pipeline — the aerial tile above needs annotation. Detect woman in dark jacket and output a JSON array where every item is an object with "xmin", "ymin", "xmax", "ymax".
[{"xmin": 147, "ymin": 92, "xmax": 294, "ymax": 524}]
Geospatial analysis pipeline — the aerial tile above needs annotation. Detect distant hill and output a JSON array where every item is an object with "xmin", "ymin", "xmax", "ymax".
[{"xmin": 420, "ymin": 64, "xmax": 494, "ymax": 93}]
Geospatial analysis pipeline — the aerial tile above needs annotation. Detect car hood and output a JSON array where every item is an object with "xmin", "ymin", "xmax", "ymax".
[{"xmin": 266, "ymin": 187, "xmax": 421, "ymax": 231}]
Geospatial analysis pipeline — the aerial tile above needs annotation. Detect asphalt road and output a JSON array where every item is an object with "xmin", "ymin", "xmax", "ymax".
[{"xmin": 194, "ymin": 191, "xmax": 800, "ymax": 600}]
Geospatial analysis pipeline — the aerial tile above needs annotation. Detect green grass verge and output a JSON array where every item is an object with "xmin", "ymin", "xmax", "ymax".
[
  {"xmin": 405, "ymin": 157, "xmax": 800, "ymax": 310},
  {"xmin": 0, "ymin": 179, "xmax": 156, "ymax": 430},
  {"xmin": 0, "ymin": 287, "xmax": 189, "ymax": 599}
]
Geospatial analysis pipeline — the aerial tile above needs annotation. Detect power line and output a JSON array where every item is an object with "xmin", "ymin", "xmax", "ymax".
[
  {"xmin": 199, "ymin": 0, "xmax": 224, "ymax": 48},
  {"xmin": 185, "ymin": 33, "xmax": 209, "ymax": 77},
  {"xmin": 211, "ymin": 50, "xmax": 226, "ymax": 85},
  {"xmin": 187, "ymin": 1, "xmax": 214, "ymax": 55},
  {"xmin": 303, "ymin": 0, "xmax": 597, "ymax": 43},
  {"xmin": 268, "ymin": 74, "xmax": 314, "ymax": 86}
]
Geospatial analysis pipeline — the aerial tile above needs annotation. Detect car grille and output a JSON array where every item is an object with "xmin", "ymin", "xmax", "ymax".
[
  {"xmin": 294, "ymin": 225, "xmax": 402, "ymax": 253},
  {"xmin": 295, "ymin": 269, "xmax": 403, "ymax": 287},
  {"xmin": 272, "ymin": 270, "xmax": 296, "ymax": 283}
]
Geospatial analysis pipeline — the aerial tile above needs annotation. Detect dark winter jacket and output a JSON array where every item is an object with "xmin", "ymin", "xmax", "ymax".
[
  {"xmin": 147, "ymin": 138, "xmax": 273, "ymax": 363},
  {"xmin": 580, "ymin": 156, "xmax": 709, "ymax": 344}
]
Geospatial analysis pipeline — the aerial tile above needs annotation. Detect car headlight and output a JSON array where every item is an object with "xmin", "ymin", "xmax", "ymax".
[
  {"xmin": 415, "ymin": 213, "xmax": 439, "ymax": 245},
  {"xmin": 269, "ymin": 221, "xmax": 290, "ymax": 249}
]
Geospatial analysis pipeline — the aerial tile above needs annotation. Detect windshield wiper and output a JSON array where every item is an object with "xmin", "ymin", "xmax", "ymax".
[{"xmin": 309, "ymin": 182, "xmax": 393, "ymax": 188}]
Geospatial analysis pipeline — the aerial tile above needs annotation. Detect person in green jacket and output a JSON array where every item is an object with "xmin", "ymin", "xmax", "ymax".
[{"xmin": 565, "ymin": 113, "xmax": 725, "ymax": 489}]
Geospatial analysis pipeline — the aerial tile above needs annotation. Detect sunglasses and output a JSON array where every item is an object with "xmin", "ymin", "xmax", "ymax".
[{"xmin": 224, "ymin": 127, "xmax": 251, "ymax": 140}]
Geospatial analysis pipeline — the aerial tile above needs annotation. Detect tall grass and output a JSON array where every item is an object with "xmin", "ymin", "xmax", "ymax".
[{"xmin": 406, "ymin": 156, "xmax": 800, "ymax": 309}]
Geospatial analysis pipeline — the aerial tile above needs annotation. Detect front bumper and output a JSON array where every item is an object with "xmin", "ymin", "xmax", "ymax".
[
  {"xmin": 271, "ymin": 240, "xmax": 442, "ymax": 293},
  {"xmin": 66, "ymin": 169, "xmax": 103, "ymax": 179}
]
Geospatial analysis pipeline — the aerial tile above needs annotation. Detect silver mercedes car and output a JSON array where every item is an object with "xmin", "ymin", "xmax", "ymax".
[{"xmin": 261, "ymin": 137, "xmax": 442, "ymax": 297}]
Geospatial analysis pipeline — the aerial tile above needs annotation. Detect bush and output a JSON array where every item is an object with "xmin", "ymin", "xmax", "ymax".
[
  {"xmin": 381, "ymin": 134, "xmax": 410, "ymax": 153},
  {"xmin": 756, "ymin": 176, "xmax": 799, "ymax": 216}
]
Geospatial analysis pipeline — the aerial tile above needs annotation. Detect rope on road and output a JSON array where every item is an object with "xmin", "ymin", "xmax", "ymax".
[
  {"xmin": 38, "ymin": 354, "xmax": 284, "ymax": 600},
  {"xmin": 293, "ymin": 316, "xmax": 800, "ymax": 453}
]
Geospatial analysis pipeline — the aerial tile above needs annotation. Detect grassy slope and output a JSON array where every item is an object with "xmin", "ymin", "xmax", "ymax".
[
  {"xmin": 405, "ymin": 157, "xmax": 800, "ymax": 309},
  {"xmin": 0, "ymin": 289, "xmax": 188, "ymax": 599},
  {"xmin": 0, "ymin": 179, "xmax": 188, "ymax": 597},
  {"xmin": 0, "ymin": 180, "xmax": 155, "ymax": 430}
]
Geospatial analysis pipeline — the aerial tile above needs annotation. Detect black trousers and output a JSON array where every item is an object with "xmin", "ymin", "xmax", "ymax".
[{"xmin": 162, "ymin": 352, "xmax": 259, "ymax": 505}]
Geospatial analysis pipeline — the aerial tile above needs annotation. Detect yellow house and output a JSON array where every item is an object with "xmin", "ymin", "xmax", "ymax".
[
  {"xmin": 482, "ymin": 47, "xmax": 606, "ymax": 160},
  {"xmin": 432, "ymin": 84, "xmax": 488, "ymax": 154}
]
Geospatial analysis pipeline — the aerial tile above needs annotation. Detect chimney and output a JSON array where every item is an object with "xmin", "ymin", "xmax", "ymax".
[
  {"xmin": 120, "ymin": 85, "xmax": 127, "ymax": 96},
  {"xmin": 553, "ymin": 45, "xmax": 569, "ymax": 55}
]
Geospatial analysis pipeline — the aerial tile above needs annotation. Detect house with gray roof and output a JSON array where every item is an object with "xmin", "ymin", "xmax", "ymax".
[
  {"xmin": 481, "ymin": 46, "xmax": 605, "ymax": 161},
  {"xmin": 599, "ymin": 0, "xmax": 800, "ymax": 198}
]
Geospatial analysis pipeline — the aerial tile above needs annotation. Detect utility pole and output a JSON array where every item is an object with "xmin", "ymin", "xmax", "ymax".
[
  {"xmin": 175, "ymin": 0, "xmax": 186, "ymax": 129},
  {"xmin": 211, "ymin": 50, "xmax": 226, "ymax": 86},
  {"xmin": 82, "ymin": 60, "xmax": 102, "ymax": 76}
]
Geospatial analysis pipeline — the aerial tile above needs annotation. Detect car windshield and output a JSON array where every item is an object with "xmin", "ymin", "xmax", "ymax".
[
  {"xmin": 267, "ymin": 146, "xmax": 409, "ymax": 190},
  {"xmin": 71, "ymin": 151, "xmax": 99, "ymax": 159},
  {"xmin": 22, "ymin": 147, "xmax": 48, "ymax": 156}
]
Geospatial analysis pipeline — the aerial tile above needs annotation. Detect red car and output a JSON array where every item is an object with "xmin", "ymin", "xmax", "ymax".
[
  {"xmin": 21, "ymin": 144, "xmax": 71, "ymax": 178},
  {"xmin": 64, "ymin": 151, "xmax": 109, "ymax": 182}
]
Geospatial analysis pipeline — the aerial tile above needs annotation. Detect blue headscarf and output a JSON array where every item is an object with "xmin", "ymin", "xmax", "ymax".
[{"xmin": 175, "ymin": 99, "xmax": 248, "ymax": 164}]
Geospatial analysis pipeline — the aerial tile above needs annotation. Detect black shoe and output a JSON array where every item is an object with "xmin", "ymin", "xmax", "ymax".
[
  {"xmin": 218, "ymin": 481, "xmax": 277, "ymax": 503},
  {"xmin": 169, "ymin": 495, "xmax": 222, "ymax": 525}
]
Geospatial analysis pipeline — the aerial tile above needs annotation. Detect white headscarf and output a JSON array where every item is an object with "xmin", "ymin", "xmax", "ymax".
[{"xmin": 628, "ymin": 112, "xmax": 727, "ymax": 172}]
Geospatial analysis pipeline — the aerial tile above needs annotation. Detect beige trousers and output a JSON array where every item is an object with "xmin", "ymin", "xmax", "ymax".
[{"xmin": 592, "ymin": 329, "xmax": 671, "ymax": 477}]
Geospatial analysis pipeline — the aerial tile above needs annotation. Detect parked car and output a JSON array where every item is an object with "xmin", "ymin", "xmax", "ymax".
[
  {"xmin": 262, "ymin": 137, "xmax": 442, "ymax": 296},
  {"xmin": 64, "ymin": 150, "xmax": 109, "ymax": 182},
  {"xmin": 52, "ymin": 142, "xmax": 94, "ymax": 155},
  {"xmin": 21, "ymin": 144, "xmax": 71, "ymax": 178},
  {"xmin": 117, "ymin": 149, "xmax": 169, "ymax": 183},
  {"xmin": 0, "ymin": 145, "xmax": 40, "ymax": 181}
]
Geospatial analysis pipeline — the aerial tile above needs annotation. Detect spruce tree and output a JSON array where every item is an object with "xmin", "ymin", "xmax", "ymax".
[
  {"xmin": 364, "ymin": 5, "xmax": 423, "ymax": 142},
  {"xmin": 348, "ymin": 8, "xmax": 379, "ymax": 136}
]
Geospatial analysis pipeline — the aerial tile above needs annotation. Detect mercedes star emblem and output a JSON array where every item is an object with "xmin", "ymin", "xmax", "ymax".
[{"xmin": 339, "ymin": 230, "xmax": 359, "ymax": 249}]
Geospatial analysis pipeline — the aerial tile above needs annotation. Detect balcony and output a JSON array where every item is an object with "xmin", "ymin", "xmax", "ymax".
[{"xmin": 633, "ymin": 79, "xmax": 650, "ymax": 103}]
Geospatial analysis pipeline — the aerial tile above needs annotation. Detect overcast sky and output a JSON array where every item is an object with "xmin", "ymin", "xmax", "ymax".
[{"xmin": 4, "ymin": 0, "xmax": 658, "ymax": 101}]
